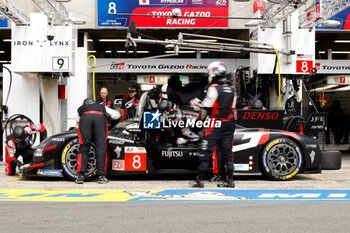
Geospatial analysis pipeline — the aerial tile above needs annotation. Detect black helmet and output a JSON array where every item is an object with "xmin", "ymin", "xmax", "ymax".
[
  {"xmin": 83, "ymin": 98, "xmax": 95, "ymax": 105},
  {"xmin": 251, "ymin": 99, "xmax": 263, "ymax": 109},
  {"xmin": 13, "ymin": 126, "xmax": 25, "ymax": 143}
]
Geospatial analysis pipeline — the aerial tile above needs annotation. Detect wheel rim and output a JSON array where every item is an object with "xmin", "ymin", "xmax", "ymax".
[
  {"xmin": 266, "ymin": 143, "xmax": 299, "ymax": 176},
  {"xmin": 65, "ymin": 143, "xmax": 96, "ymax": 175}
]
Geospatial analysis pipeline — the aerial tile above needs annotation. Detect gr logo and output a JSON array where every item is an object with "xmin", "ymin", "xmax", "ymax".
[
  {"xmin": 143, "ymin": 111, "xmax": 161, "ymax": 129},
  {"xmin": 139, "ymin": 0, "xmax": 150, "ymax": 5}
]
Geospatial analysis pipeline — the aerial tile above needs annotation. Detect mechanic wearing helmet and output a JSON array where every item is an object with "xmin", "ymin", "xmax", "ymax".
[
  {"xmin": 97, "ymin": 87, "xmax": 114, "ymax": 109},
  {"xmin": 5, "ymin": 123, "xmax": 47, "ymax": 176},
  {"xmin": 75, "ymin": 98, "xmax": 120, "ymax": 184},
  {"xmin": 242, "ymin": 99, "xmax": 267, "ymax": 110},
  {"xmin": 190, "ymin": 61, "xmax": 237, "ymax": 188},
  {"xmin": 120, "ymin": 87, "xmax": 139, "ymax": 120}
]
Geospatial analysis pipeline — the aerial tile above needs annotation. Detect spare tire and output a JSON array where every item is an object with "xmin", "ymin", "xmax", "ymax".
[{"xmin": 321, "ymin": 151, "xmax": 341, "ymax": 170}]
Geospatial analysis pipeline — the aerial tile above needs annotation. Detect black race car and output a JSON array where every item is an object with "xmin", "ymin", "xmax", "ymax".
[{"xmin": 21, "ymin": 87, "xmax": 340, "ymax": 181}]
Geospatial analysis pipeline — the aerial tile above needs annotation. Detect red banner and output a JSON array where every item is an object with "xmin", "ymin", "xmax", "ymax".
[{"xmin": 130, "ymin": 7, "xmax": 228, "ymax": 28}]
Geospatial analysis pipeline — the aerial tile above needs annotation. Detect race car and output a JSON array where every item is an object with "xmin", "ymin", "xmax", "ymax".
[{"xmin": 21, "ymin": 87, "xmax": 340, "ymax": 181}]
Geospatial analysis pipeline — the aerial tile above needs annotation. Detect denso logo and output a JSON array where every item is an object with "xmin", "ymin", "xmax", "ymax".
[{"xmin": 243, "ymin": 112, "xmax": 279, "ymax": 120}]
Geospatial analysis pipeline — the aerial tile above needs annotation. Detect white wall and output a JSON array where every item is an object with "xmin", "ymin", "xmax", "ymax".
[{"xmin": 41, "ymin": 78, "xmax": 60, "ymax": 135}]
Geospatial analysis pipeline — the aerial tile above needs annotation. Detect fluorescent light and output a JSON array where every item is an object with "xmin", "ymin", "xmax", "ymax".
[
  {"xmin": 87, "ymin": 39, "xmax": 93, "ymax": 42},
  {"xmin": 3, "ymin": 39, "xmax": 11, "ymax": 42},
  {"xmin": 335, "ymin": 86, "xmax": 350, "ymax": 91},
  {"xmin": 310, "ymin": 84, "xmax": 340, "ymax": 92},
  {"xmin": 0, "ymin": 60, "xmax": 10, "ymax": 63},
  {"xmin": 334, "ymin": 40, "xmax": 350, "ymax": 43},
  {"xmin": 332, "ymin": 51, "xmax": 350, "ymax": 54},
  {"xmin": 165, "ymin": 51, "xmax": 196, "ymax": 54},
  {"xmin": 99, "ymin": 39, "xmax": 126, "ymax": 42},
  {"xmin": 105, "ymin": 50, "xmax": 149, "ymax": 54},
  {"xmin": 0, "ymin": 51, "xmax": 5, "ymax": 53},
  {"xmin": 201, "ymin": 51, "xmax": 209, "ymax": 53},
  {"xmin": 319, "ymin": 51, "xmax": 325, "ymax": 54},
  {"xmin": 87, "ymin": 50, "xmax": 96, "ymax": 53}
]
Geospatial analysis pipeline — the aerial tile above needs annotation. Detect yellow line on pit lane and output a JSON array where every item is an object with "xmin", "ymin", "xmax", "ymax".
[
  {"xmin": 5, "ymin": 177, "xmax": 22, "ymax": 185},
  {"xmin": 0, "ymin": 189, "xmax": 162, "ymax": 202},
  {"xmin": 307, "ymin": 174, "xmax": 342, "ymax": 186}
]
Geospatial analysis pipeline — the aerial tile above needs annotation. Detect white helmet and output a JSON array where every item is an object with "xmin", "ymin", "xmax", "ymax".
[
  {"xmin": 207, "ymin": 61, "xmax": 227, "ymax": 83},
  {"xmin": 161, "ymin": 84, "xmax": 168, "ymax": 99}
]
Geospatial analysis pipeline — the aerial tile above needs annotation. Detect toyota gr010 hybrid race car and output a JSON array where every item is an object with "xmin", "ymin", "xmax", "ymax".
[{"xmin": 21, "ymin": 87, "xmax": 340, "ymax": 181}]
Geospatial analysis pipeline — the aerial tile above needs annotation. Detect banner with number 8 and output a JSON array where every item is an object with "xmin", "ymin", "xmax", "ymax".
[{"xmin": 124, "ymin": 152, "xmax": 147, "ymax": 171}]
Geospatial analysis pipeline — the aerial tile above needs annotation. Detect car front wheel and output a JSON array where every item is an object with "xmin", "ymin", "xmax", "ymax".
[{"xmin": 261, "ymin": 138, "xmax": 303, "ymax": 181}]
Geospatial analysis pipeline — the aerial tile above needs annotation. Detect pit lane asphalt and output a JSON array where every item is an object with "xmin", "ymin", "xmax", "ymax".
[{"xmin": 1, "ymin": 154, "xmax": 350, "ymax": 233}]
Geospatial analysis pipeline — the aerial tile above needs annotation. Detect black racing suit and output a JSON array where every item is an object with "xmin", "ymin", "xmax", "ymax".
[
  {"xmin": 77, "ymin": 102, "xmax": 108, "ymax": 176},
  {"xmin": 97, "ymin": 98, "xmax": 114, "ymax": 109},
  {"xmin": 199, "ymin": 82, "xmax": 236, "ymax": 181}
]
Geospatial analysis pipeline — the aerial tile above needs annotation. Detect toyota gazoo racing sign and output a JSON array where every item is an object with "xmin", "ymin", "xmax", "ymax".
[{"xmin": 98, "ymin": 0, "xmax": 228, "ymax": 28}]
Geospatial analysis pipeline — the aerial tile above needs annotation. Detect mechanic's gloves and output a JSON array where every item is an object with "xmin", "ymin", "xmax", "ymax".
[{"xmin": 40, "ymin": 129, "xmax": 48, "ymax": 141}]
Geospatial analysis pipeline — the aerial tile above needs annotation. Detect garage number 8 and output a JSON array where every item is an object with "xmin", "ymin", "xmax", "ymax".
[
  {"xmin": 108, "ymin": 2, "xmax": 117, "ymax": 14},
  {"xmin": 132, "ymin": 155, "xmax": 141, "ymax": 169},
  {"xmin": 301, "ymin": 61, "xmax": 309, "ymax": 72}
]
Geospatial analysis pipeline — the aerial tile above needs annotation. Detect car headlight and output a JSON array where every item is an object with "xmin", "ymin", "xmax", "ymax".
[{"xmin": 34, "ymin": 138, "xmax": 51, "ymax": 157}]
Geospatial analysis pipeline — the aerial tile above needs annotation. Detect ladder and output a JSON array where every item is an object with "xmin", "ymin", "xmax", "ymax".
[{"xmin": 261, "ymin": 0, "xmax": 308, "ymax": 29}]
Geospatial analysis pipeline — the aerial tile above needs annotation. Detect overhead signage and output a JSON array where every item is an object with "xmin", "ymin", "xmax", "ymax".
[
  {"xmin": 94, "ymin": 58, "xmax": 249, "ymax": 73},
  {"xmin": 327, "ymin": 75, "xmax": 350, "ymax": 85},
  {"xmin": 315, "ymin": 60, "xmax": 350, "ymax": 74},
  {"xmin": 11, "ymin": 13, "xmax": 74, "ymax": 73},
  {"xmin": 97, "ymin": 0, "xmax": 228, "ymax": 28}
]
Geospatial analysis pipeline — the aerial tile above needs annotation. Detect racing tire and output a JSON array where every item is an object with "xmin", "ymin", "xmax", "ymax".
[
  {"xmin": 261, "ymin": 138, "xmax": 303, "ymax": 181},
  {"xmin": 321, "ymin": 151, "xmax": 341, "ymax": 170},
  {"xmin": 60, "ymin": 138, "xmax": 97, "ymax": 180}
]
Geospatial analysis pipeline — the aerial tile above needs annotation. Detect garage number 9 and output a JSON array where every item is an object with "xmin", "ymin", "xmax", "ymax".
[{"xmin": 57, "ymin": 58, "xmax": 64, "ymax": 69}]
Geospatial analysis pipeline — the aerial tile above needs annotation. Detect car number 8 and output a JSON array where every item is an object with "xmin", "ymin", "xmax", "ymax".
[{"xmin": 132, "ymin": 155, "xmax": 141, "ymax": 169}]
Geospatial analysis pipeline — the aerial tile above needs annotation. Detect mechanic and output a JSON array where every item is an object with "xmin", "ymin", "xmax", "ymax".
[
  {"xmin": 97, "ymin": 87, "xmax": 114, "ymax": 109},
  {"xmin": 75, "ymin": 98, "xmax": 120, "ymax": 184},
  {"xmin": 158, "ymin": 84, "xmax": 200, "ymax": 144},
  {"xmin": 120, "ymin": 87, "xmax": 139, "ymax": 119},
  {"xmin": 5, "ymin": 123, "xmax": 47, "ymax": 176},
  {"xmin": 190, "ymin": 61, "xmax": 237, "ymax": 188},
  {"xmin": 242, "ymin": 99, "xmax": 267, "ymax": 110}
]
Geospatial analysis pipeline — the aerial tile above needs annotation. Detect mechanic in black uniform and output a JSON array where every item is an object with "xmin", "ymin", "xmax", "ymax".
[
  {"xmin": 120, "ymin": 87, "xmax": 139, "ymax": 119},
  {"xmin": 75, "ymin": 99, "xmax": 120, "ymax": 184},
  {"xmin": 5, "ymin": 123, "xmax": 47, "ymax": 175},
  {"xmin": 97, "ymin": 87, "xmax": 114, "ymax": 109},
  {"xmin": 190, "ymin": 61, "xmax": 237, "ymax": 188}
]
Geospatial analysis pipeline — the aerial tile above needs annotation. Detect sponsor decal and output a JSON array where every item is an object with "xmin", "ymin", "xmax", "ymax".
[
  {"xmin": 161, "ymin": 150, "xmax": 184, "ymax": 158},
  {"xmin": 37, "ymin": 169, "xmax": 62, "ymax": 177},
  {"xmin": 114, "ymin": 146, "xmax": 122, "ymax": 158},
  {"xmin": 110, "ymin": 62, "xmax": 125, "ymax": 70},
  {"xmin": 296, "ymin": 54, "xmax": 313, "ymax": 59},
  {"xmin": 112, "ymin": 159, "xmax": 125, "ymax": 171},
  {"xmin": 189, "ymin": 151, "xmax": 199, "ymax": 156},
  {"xmin": 143, "ymin": 111, "xmax": 161, "ymax": 129},
  {"xmin": 52, "ymin": 138, "xmax": 65, "ymax": 142},
  {"xmin": 125, "ymin": 147, "xmax": 147, "ymax": 153},
  {"xmin": 139, "ymin": 0, "xmax": 150, "ymax": 5},
  {"xmin": 306, "ymin": 144, "xmax": 318, "ymax": 149},
  {"xmin": 109, "ymin": 139, "xmax": 125, "ymax": 145},
  {"xmin": 234, "ymin": 164, "xmax": 250, "ymax": 171},
  {"xmin": 162, "ymin": 118, "xmax": 221, "ymax": 129},
  {"xmin": 192, "ymin": 0, "xmax": 203, "ymax": 4},
  {"xmin": 125, "ymin": 191, "xmax": 249, "ymax": 200},
  {"xmin": 242, "ymin": 111, "xmax": 279, "ymax": 120},
  {"xmin": 322, "ymin": 65, "xmax": 350, "ymax": 71},
  {"xmin": 310, "ymin": 150, "xmax": 316, "ymax": 164}
]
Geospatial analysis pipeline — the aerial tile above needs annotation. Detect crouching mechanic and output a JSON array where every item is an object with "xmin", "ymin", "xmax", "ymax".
[
  {"xmin": 190, "ymin": 61, "xmax": 237, "ymax": 188},
  {"xmin": 5, "ymin": 123, "xmax": 47, "ymax": 175},
  {"xmin": 75, "ymin": 98, "xmax": 121, "ymax": 184}
]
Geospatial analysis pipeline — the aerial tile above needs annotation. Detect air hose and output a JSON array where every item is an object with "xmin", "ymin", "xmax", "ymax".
[
  {"xmin": 86, "ymin": 55, "xmax": 97, "ymax": 100},
  {"xmin": 269, "ymin": 44, "xmax": 281, "ymax": 109}
]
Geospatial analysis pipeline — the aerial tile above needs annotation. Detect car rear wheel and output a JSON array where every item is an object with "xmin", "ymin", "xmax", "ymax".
[
  {"xmin": 60, "ymin": 138, "xmax": 96, "ymax": 180},
  {"xmin": 261, "ymin": 138, "xmax": 303, "ymax": 181}
]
